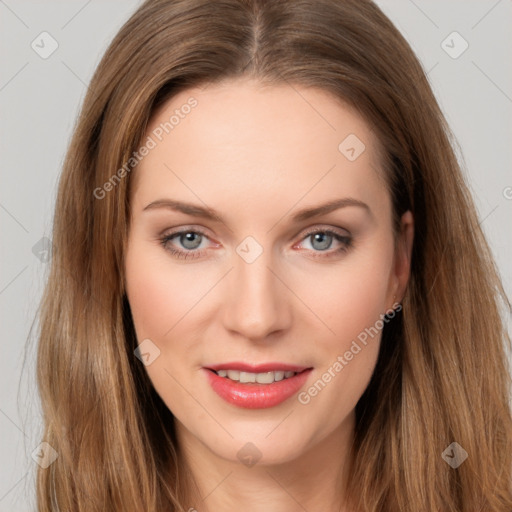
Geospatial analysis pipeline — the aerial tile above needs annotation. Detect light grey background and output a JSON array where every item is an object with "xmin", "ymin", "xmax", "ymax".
[{"xmin": 1, "ymin": 1, "xmax": 511, "ymax": 510}]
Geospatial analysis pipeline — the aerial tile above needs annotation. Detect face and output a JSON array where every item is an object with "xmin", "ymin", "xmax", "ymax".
[{"xmin": 124, "ymin": 77, "xmax": 413, "ymax": 466}]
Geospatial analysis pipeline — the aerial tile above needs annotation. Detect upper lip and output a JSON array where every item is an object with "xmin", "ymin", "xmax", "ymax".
[{"xmin": 205, "ymin": 362, "xmax": 311, "ymax": 373}]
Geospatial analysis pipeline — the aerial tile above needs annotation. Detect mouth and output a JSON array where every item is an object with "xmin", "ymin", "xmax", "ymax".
[
  {"xmin": 209, "ymin": 368, "xmax": 301, "ymax": 384},
  {"xmin": 203, "ymin": 362, "xmax": 313, "ymax": 409}
]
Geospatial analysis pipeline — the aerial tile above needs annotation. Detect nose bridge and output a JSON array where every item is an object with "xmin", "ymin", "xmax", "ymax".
[{"xmin": 222, "ymin": 239, "xmax": 289, "ymax": 339}]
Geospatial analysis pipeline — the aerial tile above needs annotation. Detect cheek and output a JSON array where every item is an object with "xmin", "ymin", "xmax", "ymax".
[
  {"xmin": 124, "ymin": 244, "xmax": 206, "ymax": 415},
  {"xmin": 293, "ymin": 239, "xmax": 394, "ymax": 411},
  {"xmin": 302, "ymin": 241, "xmax": 395, "ymax": 345},
  {"xmin": 125, "ymin": 244, "xmax": 210, "ymax": 341}
]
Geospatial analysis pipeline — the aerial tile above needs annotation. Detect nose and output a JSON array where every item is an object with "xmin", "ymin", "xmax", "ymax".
[{"xmin": 221, "ymin": 247, "xmax": 292, "ymax": 341}]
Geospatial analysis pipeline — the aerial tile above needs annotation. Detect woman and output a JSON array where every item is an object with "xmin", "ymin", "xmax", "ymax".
[{"xmin": 36, "ymin": 0, "xmax": 512, "ymax": 510}]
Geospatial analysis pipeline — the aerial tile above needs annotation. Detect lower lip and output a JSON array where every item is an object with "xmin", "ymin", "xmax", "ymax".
[{"xmin": 204, "ymin": 369, "xmax": 312, "ymax": 409}]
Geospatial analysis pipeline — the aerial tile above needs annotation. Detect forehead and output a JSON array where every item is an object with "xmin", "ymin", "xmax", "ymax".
[{"xmin": 130, "ymin": 78, "xmax": 389, "ymax": 220}]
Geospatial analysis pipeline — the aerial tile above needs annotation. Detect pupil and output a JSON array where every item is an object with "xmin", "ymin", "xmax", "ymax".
[
  {"xmin": 312, "ymin": 233, "xmax": 332, "ymax": 251},
  {"xmin": 182, "ymin": 232, "xmax": 201, "ymax": 249}
]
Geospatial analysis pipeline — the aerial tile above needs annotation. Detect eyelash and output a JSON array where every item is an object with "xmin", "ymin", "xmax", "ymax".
[{"xmin": 159, "ymin": 227, "xmax": 352, "ymax": 261}]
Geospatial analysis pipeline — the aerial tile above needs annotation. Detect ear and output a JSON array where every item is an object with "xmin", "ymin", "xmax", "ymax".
[{"xmin": 389, "ymin": 210, "xmax": 414, "ymax": 307}]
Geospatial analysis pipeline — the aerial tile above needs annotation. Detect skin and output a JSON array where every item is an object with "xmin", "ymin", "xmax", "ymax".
[{"xmin": 125, "ymin": 77, "xmax": 414, "ymax": 512}]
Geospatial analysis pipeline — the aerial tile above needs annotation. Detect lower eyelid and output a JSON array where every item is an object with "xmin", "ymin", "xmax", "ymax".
[{"xmin": 160, "ymin": 229, "xmax": 351, "ymax": 258}]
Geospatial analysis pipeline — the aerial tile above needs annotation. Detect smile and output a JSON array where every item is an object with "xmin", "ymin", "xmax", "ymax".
[
  {"xmin": 214, "ymin": 369, "xmax": 298, "ymax": 384},
  {"xmin": 203, "ymin": 363, "xmax": 313, "ymax": 409}
]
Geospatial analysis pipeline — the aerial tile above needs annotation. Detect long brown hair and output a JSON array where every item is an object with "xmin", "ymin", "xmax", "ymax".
[{"xmin": 36, "ymin": 0, "xmax": 512, "ymax": 510}]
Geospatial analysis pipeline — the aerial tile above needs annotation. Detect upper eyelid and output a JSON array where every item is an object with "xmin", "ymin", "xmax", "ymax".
[
  {"xmin": 162, "ymin": 225, "xmax": 350, "ymax": 248},
  {"xmin": 162, "ymin": 224, "xmax": 350, "ymax": 237},
  {"xmin": 300, "ymin": 225, "xmax": 350, "ymax": 237}
]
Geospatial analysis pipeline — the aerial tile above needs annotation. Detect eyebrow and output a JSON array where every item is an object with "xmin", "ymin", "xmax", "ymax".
[{"xmin": 142, "ymin": 197, "xmax": 371, "ymax": 224}]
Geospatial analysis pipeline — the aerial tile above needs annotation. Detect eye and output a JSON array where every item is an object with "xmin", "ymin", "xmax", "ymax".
[
  {"xmin": 160, "ymin": 229, "xmax": 214, "ymax": 260},
  {"xmin": 295, "ymin": 227, "xmax": 352, "ymax": 258},
  {"xmin": 159, "ymin": 226, "xmax": 352, "ymax": 261}
]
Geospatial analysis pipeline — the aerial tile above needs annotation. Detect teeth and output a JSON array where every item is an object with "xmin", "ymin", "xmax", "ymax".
[
  {"xmin": 274, "ymin": 371, "xmax": 285, "ymax": 382},
  {"xmin": 239, "ymin": 371, "xmax": 256, "ymax": 383},
  {"xmin": 215, "ymin": 369, "xmax": 298, "ymax": 383}
]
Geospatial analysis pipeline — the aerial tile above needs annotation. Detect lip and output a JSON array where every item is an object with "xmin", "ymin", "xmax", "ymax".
[
  {"xmin": 203, "ymin": 366, "xmax": 313, "ymax": 409},
  {"xmin": 205, "ymin": 362, "xmax": 309, "ymax": 373}
]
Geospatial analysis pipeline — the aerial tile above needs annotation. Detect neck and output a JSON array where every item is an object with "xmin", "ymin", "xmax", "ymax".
[{"xmin": 176, "ymin": 412, "xmax": 356, "ymax": 512}]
